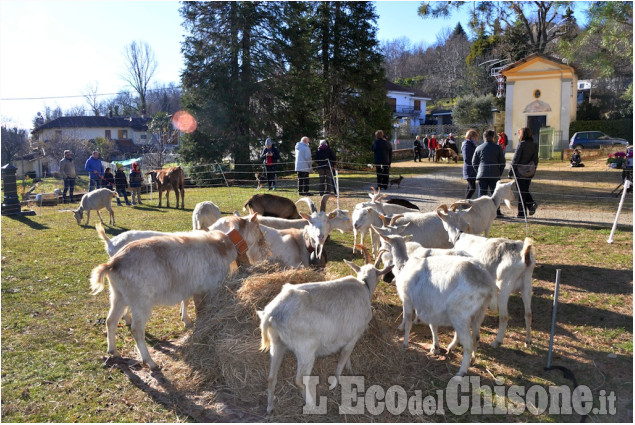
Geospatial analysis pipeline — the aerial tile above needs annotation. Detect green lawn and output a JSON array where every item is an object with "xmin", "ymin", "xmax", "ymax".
[{"xmin": 1, "ymin": 175, "xmax": 632, "ymax": 422}]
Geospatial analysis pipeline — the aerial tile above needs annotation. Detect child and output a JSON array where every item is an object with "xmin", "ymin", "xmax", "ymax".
[
  {"xmin": 570, "ymin": 150, "xmax": 584, "ymax": 167},
  {"xmin": 129, "ymin": 161, "xmax": 143, "ymax": 205},
  {"xmin": 103, "ymin": 167, "xmax": 115, "ymax": 190},
  {"xmin": 114, "ymin": 163, "xmax": 132, "ymax": 206}
]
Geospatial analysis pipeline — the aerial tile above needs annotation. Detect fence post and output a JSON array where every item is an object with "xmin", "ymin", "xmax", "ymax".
[
  {"xmin": 546, "ymin": 269, "xmax": 562, "ymax": 369},
  {"xmin": 607, "ymin": 179, "xmax": 631, "ymax": 244}
]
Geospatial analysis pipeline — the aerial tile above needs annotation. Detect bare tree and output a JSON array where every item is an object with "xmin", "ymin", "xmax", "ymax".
[
  {"xmin": 83, "ymin": 82, "xmax": 102, "ymax": 116},
  {"xmin": 122, "ymin": 41, "xmax": 157, "ymax": 116}
]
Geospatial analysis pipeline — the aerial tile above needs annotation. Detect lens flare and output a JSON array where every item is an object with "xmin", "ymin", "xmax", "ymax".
[{"xmin": 172, "ymin": 110, "xmax": 197, "ymax": 133}]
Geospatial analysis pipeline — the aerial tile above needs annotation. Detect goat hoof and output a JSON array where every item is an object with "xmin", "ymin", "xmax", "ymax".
[
  {"xmin": 490, "ymin": 340, "xmax": 501, "ymax": 348},
  {"xmin": 328, "ymin": 376, "xmax": 338, "ymax": 390},
  {"xmin": 524, "ymin": 339, "xmax": 532, "ymax": 347}
]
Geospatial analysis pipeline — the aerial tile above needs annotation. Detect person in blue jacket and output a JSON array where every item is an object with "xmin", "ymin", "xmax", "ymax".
[
  {"xmin": 473, "ymin": 129, "xmax": 506, "ymax": 217},
  {"xmin": 461, "ymin": 129, "xmax": 479, "ymax": 199},
  {"xmin": 85, "ymin": 151, "xmax": 104, "ymax": 192}
]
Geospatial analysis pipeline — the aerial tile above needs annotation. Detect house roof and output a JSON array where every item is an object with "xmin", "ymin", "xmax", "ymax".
[
  {"xmin": 502, "ymin": 53, "xmax": 578, "ymax": 77},
  {"xmin": 385, "ymin": 81, "xmax": 431, "ymax": 99},
  {"xmin": 32, "ymin": 116, "xmax": 150, "ymax": 133}
]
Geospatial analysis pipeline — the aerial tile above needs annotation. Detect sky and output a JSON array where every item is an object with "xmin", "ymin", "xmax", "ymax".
[{"xmin": 0, "ymin": 1, "xmax": 582, "ymax": 131}]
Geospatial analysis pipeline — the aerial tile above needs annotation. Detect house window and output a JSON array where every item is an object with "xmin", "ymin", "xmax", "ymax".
[
  {"xmin": 105, "ymin": 130, "xmax": 111, "ymax": 139},
  {"xmin": 388, "ymin": 98, "xmax": 396, "ymax": 112},
  {"xmin": 140, "ymin": 134, "xmax": 147, "ymax": 139},
  {"xmin": 118, "ymin": 130, "xmax": 128, "ymax": 139},
  {"xmin": 413, "ymin": 100, "xmax": 421, "ymax": 111}
]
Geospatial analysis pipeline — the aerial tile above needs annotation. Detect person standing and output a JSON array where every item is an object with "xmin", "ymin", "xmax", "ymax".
[
  {"xmin": 497, "ymin": 132, "xmax": 508, "ymax": 151},
  {"xmin": 509, "ymin": 127, "xmax": 539, "ymax": 217},
  {"xmin": 294, "ymin": 136, "xmax": 313, "ymax": 195},
  {"xmin": 314, "ymin": 139, "xmax": 337, "ymax": 196},
  {"xmin": 114, "ymin": 163, "xmax": 132, "ymax": 206},
  {"xmin": 129, "ymin": 161, "xmax": 143, "ymax": 205},
  {"xmin": 473, "ymin": 129, "xmax": 506, "ymax": 217},
  {"xmin": 371, "ymin": 130, "xmax": 392, "ymax": 190},
  {"xmin": 413, "ymin": 135, "xmax": 423, "ymax": 162},
  {"xmin": 260, "ymin": 138, "xmax": 280, "ymax": 190},
  {"xmin": 461, "ymin": 129, "xmax": 479, "ymax": 199},
  {"xmin": 59, "ymin": 150, "xmax": 76, "ymax": 203},
  {"xmin": 428, "ymin": 134, "xmax": 438, "ymax": 162},
  {"xmin": 103, "ymin": 167, "xmax": 115, "ymax": 190},
  {"xmin": 85, "ymin": 151, "xmax": 104, "ymax": 192}
]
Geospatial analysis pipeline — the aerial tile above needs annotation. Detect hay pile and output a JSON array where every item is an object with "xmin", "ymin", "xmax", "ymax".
[{"xmin": 169, "ymin": 263, "xmax": 454, "ymax": 421}]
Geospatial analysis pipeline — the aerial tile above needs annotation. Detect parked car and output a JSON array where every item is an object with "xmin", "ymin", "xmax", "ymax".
[{"xmin": 569, "ymin": 131, "xmax": 630, "ymax": 149}]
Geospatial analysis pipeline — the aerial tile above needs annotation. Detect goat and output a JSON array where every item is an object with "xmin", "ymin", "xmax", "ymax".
[
  {"xmin": 244, "ymin": 193, "xmax": 301, "ymax": 219},
  {"xmin": 435, "ymin": 148, "xmax": 458, "ymax": 163},
  {"xmin": 146, "ymin": 166, "xmax": 185, "ymax": 209},
  {"xmin": 258, "ymin": 225, "xmax": 316, "ymax": 268},
  {"xmin": 378, "ymin": 231, "xmax": 496, "ymax": 376},
  {"xmin": 436, "ymin": 205, "xmax": 536, "ymax": 348},
  {"xmin": 95, "ymin": 223, "xmax": 195, "ymax": 328},
  {"xmin": 296, "ymin": 194, "xmax": 344, "ymax": 260},
  {"xmin": 389, "ymin": 175, "xmax": 404, "ymax": 188},
  {"xmin": 208, "ymin": 214, "xmax": 272, "ymax": 265},
  {"xmin": 90, "ymin": 214, "xmax": 268, "ymax": 369},
  {"xmin": 73, "ymin": 188, "xmax": 118, "ymax": 226},
  {"xmin": 258, "ymin": 245, "xmax": 392, "ymax": 413},
  {"xmin": 192, "ymin": 201, "xmax": 222, "ymax": 230},
  {"xmin": 256, "ymin": 209, "xmax": 351, "ymax": 234},
  {"xmin": 448, "ymin": 180, "xmax": 515, "ymax": 236}
]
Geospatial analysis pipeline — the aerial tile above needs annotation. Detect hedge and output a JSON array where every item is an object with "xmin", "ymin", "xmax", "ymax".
[{"xmin": 569, "ymin": 119, "xmax": 633, "ymax": 143}]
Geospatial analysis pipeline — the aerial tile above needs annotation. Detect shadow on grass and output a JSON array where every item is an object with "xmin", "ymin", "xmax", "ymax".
[
  {"xmin": 524, "ymin": 216, "xmax": 633, "ymax": 232},
  {"xmin": 4, "ymin": 214, "xmax": 50, "ymax": 230}
]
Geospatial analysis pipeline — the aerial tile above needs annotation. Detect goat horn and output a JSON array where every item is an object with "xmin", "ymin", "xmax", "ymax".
[
  {"xmin": 378, "ymin": 214, "xmax": 388, "ymax": 226},
  {"xmin": 296, "ymin": 197, "xmax": 317, "ymax": 213},
  {"xmin": 374, "ymin": 249, "xmax": 388, "ymax": 268},
  {"xmin": 371, "ymin": 186, "xmax": 377, "ymax": 194},
  {"xmin": 389, "ymin": 214, "xmax": 404, "ymax": 226},
  {"xmin": 355, "ymin": 244, "xmax": 372, "ymax": 264},
  {"xmin": 377, "ymin": 194, "xmax": 389, "ymax": 202},
  {"xmin": 319, "ymin": 194, "xmax": 335, "ymax": 212},
  {"xmin": 435, "ymin": 205, "xmax": 449, "ymax": 216}
]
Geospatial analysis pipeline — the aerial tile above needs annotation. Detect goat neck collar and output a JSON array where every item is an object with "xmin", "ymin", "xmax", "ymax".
[
  {"xmin": 452, "ymin": 230, "xmax": 464, "ymax": 245},
  {"xmin": 226, "ymin": 229, "xmax": 248, "ymax": 255}
]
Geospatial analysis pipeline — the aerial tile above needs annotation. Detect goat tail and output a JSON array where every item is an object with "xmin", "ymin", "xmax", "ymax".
[
  {"xmin": 90, "ymin": 262, "xmax": 113, "ymax": 295},
  {"xmin": 522, "ymin": 237, "xmax": 535, "ymax": 267},
  {"xmin": 257, "ymin": 310, "xmax": 271, "ymax": 352},
  {"xmin": 95, "ymin": 222, "xmax": 115, "ymax": 255}
]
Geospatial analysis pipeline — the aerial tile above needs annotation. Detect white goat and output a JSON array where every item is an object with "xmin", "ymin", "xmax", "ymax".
[
  {"xmin": 258, "ymin": 225, "xmax": 312, "ymax": 268},
  {"xmin": 448, "ymin": 180, "xmax": 515, "ymax": 236},
  {"xmin": 73, "ymin": 188, "xmax": 118, "ymax": 226},
  {"xmin": 192, "ymin": 201, "xmax": 222, "ymax": 230},
  {"xmin": 378, "ymin": 231, "xmax": 496, "ymax": 376},
  {"xmin": 436, "ymin": 205, "xmax": 536, "ymax": 348},
  {"xmin": 95, "ymin": 223, "xmax": 195, "ymax": 327},
  {"xmin": 258, "ymin": 246, "xmax": 392, "ymax": 413},
  {"xmin": 209, "ymin": 214, "xmax": 272, "ymax": 265},
  {"xmin": 90, "ymin": 214, "xmax": 268, "ymax": 369},
  {"xmin": 296, "ymin": 195, "xmax": 350, "ymax": 260}
]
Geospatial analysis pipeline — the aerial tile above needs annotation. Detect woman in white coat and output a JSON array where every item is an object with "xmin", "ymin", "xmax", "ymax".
[{"xmin": 294, "ymin": 136, "xmax": 314, "ymax": 195}]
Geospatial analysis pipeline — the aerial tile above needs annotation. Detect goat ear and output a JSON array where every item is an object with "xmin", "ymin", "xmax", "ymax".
[
  {"xmin": 249, "ymin": 212, "xmax": 259, "ymax": 221},
  {"xmin": 299, "ymin": 212, "xmax": 311, "ymax": 221},
  {"xmin": 233, "ymin": 210, "xmax": 240, "ymax": 216},
  {"xmin": 379, "ymin": 265, "xmax": 394, "ymax": 276},
  {"xmin": 344, "ymin": 259, "xmax": 360, "ymax": 273},
  {"xmin": 397, "ymin": 222, "xmax": 411, "ymax": 234}
]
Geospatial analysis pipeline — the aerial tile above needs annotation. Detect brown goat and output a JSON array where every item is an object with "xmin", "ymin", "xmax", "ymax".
[
  {"xmin": 146, "ymin": 166, "xmax": 185, "ymax": 209},
  {"xmin": 243, "ymin": 193, "xmax": 301, "ymax": 219},
  {"xmin": 435, "ymin": 148, "xmax": 458, "ymax": 163}
]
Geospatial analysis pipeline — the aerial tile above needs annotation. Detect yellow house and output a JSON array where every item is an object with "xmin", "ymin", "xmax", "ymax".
[{"xmin": 502, "ymin": 54, "xmax": 578, "ymax": 150}]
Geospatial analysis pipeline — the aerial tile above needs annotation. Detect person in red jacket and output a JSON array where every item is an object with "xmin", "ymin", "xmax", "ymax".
[
  {"xmin": 427, "ymin": 134, "xmax": 438, "ymax": 162},
  {"xmin": 497, "ymin": 132, "xmax": 508, "ymax": 151}
]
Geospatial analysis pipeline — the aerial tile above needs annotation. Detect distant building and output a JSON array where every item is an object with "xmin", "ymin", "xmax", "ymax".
[
  {"xmin": 502, "ymin": 53, "xmax": 577, "ymax": 150},
  {"xmin": 386, "ymin": 81, "xmax": 431, "ymax": 127}
]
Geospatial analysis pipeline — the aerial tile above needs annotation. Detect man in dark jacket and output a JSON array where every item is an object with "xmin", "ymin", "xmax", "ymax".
[
  {"xmin": 260, "ymin": 138, "xmax": 280, "ymax": 190},
  {"xmin": 473, "ymin": 129, "xmax": 506, "ymax": 217},
  {"xmin": 314, "ymin": 139, "xmax": 337, "ymax": 195},
  {"xmin": 413, "ymin": 135, "xmax": 423, "ymax": 162},
  {"xmin": 461, "ymin": 129, "xmax": 479, "ymax": 199},
  {"xmin": 114, "ymin": 163, "xmax": 132, "ymax": 206},
  {"xmin": 59, "ymin": 150, "xmax": 76, "ymax": 203},
  {"xmin": 371, "ymin": 130, "xmax": 392, "ymax": 190}
]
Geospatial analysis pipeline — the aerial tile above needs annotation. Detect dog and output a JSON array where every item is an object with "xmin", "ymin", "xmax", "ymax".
[
  {"xmin": 255, "ymin": 173, "xmax": 264, "ymax": 190},
  {"xmin": 435, "ymin": 148, "xmax": 458, "ymax": 163},
  {"xmin": 389, "ymin": 175, "xmax": 404, "ymax": 188}
]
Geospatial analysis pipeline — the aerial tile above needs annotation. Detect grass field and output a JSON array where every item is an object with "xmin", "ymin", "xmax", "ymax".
[{"xmin": 1, "ymin": 158, "xmax": 632, "ymax": 422}]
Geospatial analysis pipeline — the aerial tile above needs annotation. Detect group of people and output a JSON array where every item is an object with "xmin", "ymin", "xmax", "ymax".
[
  {"xmin": 58, "ymin": 150, "xmax": 143, "ymax": 205},
  {"xmin": 462, "ymin": 127, "xmax": 538, "ymax": 218},
  {"xmin": 413, "ymin": 133, "xmax": 461, "ymax": 162},
  {"xmin": 259, "ymin": 137, "xmax": 338, "ymax": 196}
]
